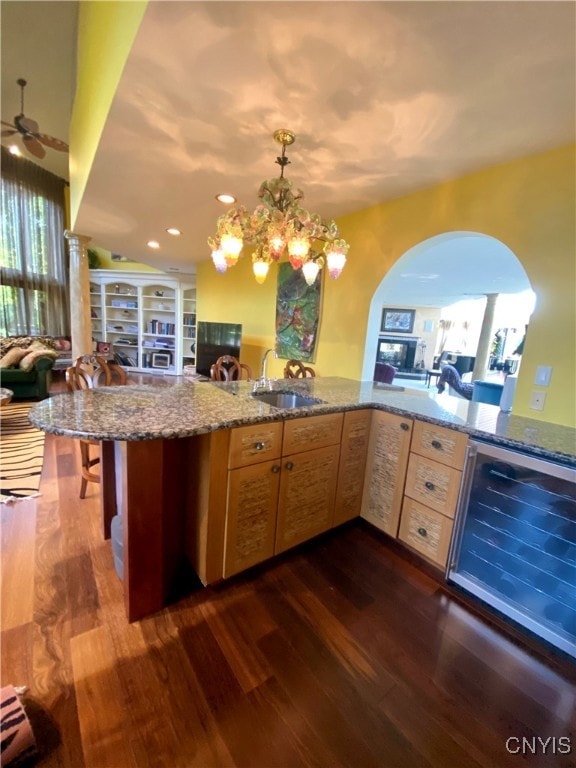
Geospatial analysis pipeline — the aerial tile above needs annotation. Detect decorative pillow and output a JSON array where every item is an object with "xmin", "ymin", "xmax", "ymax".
[
  {"xmin": 0, "ymin": 347, "xmax": 31, "ymax": 368},
  {"xmin": 19, "ymin": 347, "xmax": 58, "ymax": 372}
]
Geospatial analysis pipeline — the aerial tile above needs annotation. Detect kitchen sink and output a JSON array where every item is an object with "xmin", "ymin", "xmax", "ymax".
[{"xmin": 250, "ymin": 391, "xmax": 325, "ymax": 409}]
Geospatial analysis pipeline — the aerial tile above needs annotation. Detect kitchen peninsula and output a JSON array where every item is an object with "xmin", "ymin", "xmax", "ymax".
[{"xmin": 30, "ymin": 377, "xmax": 576, "ymax": 624}]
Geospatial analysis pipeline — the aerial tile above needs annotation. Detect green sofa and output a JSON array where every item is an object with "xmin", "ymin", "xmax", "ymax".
[
  {"xmin": 0, "ymin": 336, "xmax": 62, "ymax": 400},
  {"xmin": 0, "ymin": 355, "xmax": 55, "ymax": 400}
]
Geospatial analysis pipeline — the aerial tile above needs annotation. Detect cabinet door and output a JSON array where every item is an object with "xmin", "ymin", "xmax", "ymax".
[
  {"xmin": 224, "ymin": 459, "xmax": 281, "ymax": 577},
  {"xmin": 333, "ymin": 409, "xmax": 372, "ymax": 526},
  {"xmin": 275, "ymin": 444, "xmax": 340, "ymax": 554},
  {"xmin": 361, "ymin": 411, "xmax": 412, "ymax": 537}
]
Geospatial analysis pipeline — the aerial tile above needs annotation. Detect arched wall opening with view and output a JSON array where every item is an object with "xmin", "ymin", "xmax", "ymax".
[{"xmin": 361, "ymin": 232, "xmax": 534, "ymax": 389}]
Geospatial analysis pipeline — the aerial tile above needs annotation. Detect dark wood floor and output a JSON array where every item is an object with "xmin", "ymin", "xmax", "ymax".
[{"xmin": 1, "ymin": 387, "xmax": 575, "ymax": 767}]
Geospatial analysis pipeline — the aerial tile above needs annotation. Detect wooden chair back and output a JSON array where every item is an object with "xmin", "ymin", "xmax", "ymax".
[
  {"xmin": 66, "ymin": 354, "xmax": 127, "ymax": 392},
  {"xmin": 65, "ymin": 354, "xmax": 127, "ymax": 499},
  {"xmin": 210, "ymin": 355, "xmax": 252, "ymax": 381},
  {"xmin": 283, "ymin": 359, "xmax": 316, "ymax": 378}
]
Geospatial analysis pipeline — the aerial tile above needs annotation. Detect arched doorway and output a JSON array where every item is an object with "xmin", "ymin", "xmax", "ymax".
[{"xmin": 362, "ymin": 232, "xmax": 534, "ymax": 381}]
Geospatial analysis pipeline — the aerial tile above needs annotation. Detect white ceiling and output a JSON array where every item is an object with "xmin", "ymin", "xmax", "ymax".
[{"xmin": 1, "ymin": 1, "xmax": 575, "ymax": 303}]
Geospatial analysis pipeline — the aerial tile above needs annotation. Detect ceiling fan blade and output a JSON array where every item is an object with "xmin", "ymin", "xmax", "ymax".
[
  {"xmin": 16, "ymin": 115, "xmax": 39, "ymax": 134},
  {"xmin": 1, "ymin": 129, "xmax": 17, "ymax": 137},
  {"xmin": 37, "ymin": 133, "xmax": 69, "ymax": 152},
  {"xmin": 1, "ymin": 120, "xmax": 17, "ymax": 129},
  {"xmin": 22, "ymin": 134, "xmax": 46, "ymax": 159}
]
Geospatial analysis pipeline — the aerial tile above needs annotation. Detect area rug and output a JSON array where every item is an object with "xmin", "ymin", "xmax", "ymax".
[{"xmin": 0, "ymin": 402, "xmax": 45, "ymax": 503}]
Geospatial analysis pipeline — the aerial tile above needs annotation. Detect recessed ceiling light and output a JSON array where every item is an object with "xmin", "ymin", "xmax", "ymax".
[
  {"xmin": 166, "ymin": 228, "xmax": 181, "ymax": 236},
  {"xmin": 8, "ymin": 144, "xmax": 21, "ymax": 156},
  {"xmin": 216, "ymin": 193, "xmax": 236, "ymax": 204},
  {"xmin": 147, "ymin": 240, "xmax": 160, "ymax": 249}
]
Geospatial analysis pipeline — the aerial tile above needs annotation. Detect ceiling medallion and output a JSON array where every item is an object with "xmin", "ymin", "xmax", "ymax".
[{"xmin": 208, "ymin": 130, "xmax": 349, "ymax": 285}]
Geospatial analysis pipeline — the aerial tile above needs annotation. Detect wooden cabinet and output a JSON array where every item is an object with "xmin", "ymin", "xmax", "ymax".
[
  {"xmin": 223, "ymin": 413, "xmax": 344, "ymax": 576},
  {"xmin": 398, "ymin": 422, "xmax": 468, "ymax": 568},
  {"xmin": 361, "ymin": 410, "xmax": 413, "ymax": 536},
  {"xmin": 334, "ymin": 410, "xmax": 372, "ymax": 526}
]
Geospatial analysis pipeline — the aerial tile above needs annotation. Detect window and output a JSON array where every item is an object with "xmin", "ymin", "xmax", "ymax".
[{"xmin": 0, "ymin": 146, "xmax": 70, "ymax": 337}]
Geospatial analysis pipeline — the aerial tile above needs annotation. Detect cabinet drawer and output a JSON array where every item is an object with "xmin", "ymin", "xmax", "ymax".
[
  {"xmin": 229, "ymin": 422, "xmax": 283, "ymax": 468},
  {"xmin": 399, "ymin": 497, "xmax": 454, "ymax": 568},
  {"xmin": 411, "ymin": 421, "xmax": 468, "ymax": 469},
  {"xmin": 405, "ymin": 453, "xmax": 462, "ymax": 518},
  {"xmin": 282, "ymin": 412, "xmax": 343, "ymax": 455}
]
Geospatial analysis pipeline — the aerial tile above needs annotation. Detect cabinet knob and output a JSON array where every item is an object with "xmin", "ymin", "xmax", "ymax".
[
  {"xmin": 254, "ymin": 441, "xmax": 265, "ymax": 451},
  {"xmin": 431, "ymin": 440, "xmax": 442, "ymax": 450},
  {"xmin": 272, "ymin": 465, "xmax": 281, "ymax": 474},
  {"xmin": 400, "ymin": 422, "xmax": 410, "ymax": 431},
  {"xmin": 285, "ymin": 461, "xmax": 294, "ymax": 470},
  {"xmin": 425, "ymin": 481, "xmax": 435, "ymax": 491},
  {"xmin": 417, "ymin": 527, "xmax": 427, "ymax": 537}
]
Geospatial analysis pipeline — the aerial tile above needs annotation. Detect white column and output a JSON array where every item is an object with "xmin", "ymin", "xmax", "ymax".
[
  {"xmin": 65, "ymin": 230, "xmax": 93, "ymax": 361},
  {"xmin": 472, "ymin": 293, "xmax": 499, "ymax": 382}
]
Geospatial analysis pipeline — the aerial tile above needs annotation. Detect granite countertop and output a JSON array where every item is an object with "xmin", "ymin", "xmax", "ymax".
[{"xmin": 29, "ymin": 376, "xmax": 576, "ymax": 466}]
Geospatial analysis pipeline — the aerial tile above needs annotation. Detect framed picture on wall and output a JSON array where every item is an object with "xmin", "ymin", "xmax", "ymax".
[{"xmin": 381, "ymin": 308, "xmax": 415, "ymax": 334}]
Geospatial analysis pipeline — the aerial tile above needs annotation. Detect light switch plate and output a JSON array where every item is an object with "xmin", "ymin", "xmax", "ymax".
[
  {"xmin": 535, "ymin": 366, "xmax": 552, "ymax": 387},
  {"xmin": 530, "ymin": 391, "xmax": 546, "ymax": 410}
]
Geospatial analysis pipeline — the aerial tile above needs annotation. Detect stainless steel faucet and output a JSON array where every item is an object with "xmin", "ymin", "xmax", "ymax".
[{"xmin": 259, "ymin": 348, "xmax": 278, "ymax": 385}]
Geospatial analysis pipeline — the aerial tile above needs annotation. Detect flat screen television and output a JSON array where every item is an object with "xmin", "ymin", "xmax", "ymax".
[{"xmin": 196, "ymin": 321, "xmax": 242, "ymax": 377}]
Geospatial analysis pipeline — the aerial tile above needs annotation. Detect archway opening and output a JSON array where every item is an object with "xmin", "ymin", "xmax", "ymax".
[{"xmin": 362, "ymin": 232, "xmax": 535, "ymax": 390}]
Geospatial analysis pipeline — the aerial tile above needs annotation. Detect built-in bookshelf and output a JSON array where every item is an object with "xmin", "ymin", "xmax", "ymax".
[{"xmin": 88, "ymin": 270, "xmax": 196, "ymax": 375}]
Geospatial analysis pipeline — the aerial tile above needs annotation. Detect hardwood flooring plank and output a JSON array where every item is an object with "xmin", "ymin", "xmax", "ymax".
[
  {"xmin": 197, "ymin": 592, "xmax": 273, "ymax": 694},
  {"xmin": 259, "ymin": 627, "xmax": 426, "ymax": 768},
  {"xmin": 70, "ymin": 626, "xmax": 136, "ymax": 768},
  {"xmin": 0, "ymin": 623, "xmax": 34, "ymax": 687},
  {"xmin": 1, "ymin": 500, "xmax": 36, "ymax": 629}
]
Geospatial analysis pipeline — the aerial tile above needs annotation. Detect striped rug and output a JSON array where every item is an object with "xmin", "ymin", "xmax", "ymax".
[{"xmin": 0, "ymin": 401, "xmax": 45, "ymax": 502}]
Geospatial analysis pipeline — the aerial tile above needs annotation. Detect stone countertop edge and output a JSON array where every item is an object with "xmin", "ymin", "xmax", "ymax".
[{"xmin": 28, "ymin": 377, "xmax": 576, "ymax": 467}]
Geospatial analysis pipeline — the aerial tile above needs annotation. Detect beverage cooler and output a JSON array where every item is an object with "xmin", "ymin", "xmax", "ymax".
[{"xmin": 447, "ymin": 441, "xmax": 576, "ymax": 659}]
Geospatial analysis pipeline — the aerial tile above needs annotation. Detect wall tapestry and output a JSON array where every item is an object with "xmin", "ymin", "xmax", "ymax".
[{"xmin": 275, "ymin": 263, "xmax": 322, "ymax": 362}]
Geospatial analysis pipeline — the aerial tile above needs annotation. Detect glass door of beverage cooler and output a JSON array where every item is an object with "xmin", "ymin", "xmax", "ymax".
[{"xmin": 447, "ymin": 441, "xmax": 576, "ymax": 659}]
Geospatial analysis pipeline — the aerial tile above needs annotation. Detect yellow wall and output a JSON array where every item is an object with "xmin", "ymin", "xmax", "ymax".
[
  {"xmin": 70, "ymin": 1, "xmax": 146, "ymax": 228},
  {"xmin": 198, "ymin": 144, "xmax": 575, "ymax": 427}
]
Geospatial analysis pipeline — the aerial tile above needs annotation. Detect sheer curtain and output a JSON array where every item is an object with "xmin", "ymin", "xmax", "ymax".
[{"xmin": 0, "ymin": 146, "xmax": 70, "ymax": 337}]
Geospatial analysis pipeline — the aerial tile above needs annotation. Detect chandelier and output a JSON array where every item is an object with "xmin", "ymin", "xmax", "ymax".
[{"xmin": 208, "ymin": 129, "xmax": 349, "ymax": 285}]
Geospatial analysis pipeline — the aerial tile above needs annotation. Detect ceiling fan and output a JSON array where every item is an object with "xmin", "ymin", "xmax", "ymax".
[{"xmin": 1, "ymin": 78, "xmax": 69, "ymax": 159}]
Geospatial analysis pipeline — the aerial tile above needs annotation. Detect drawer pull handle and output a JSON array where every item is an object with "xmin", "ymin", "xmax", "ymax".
[
  {"xmin": 417, "ymin": 527, "xmax": 427, "ymax": 537},
  {"xmin": 431, "ymin": 440, "xmax": 442, "ymax": 450},
  {"xmin": 272, "ymin": 465, "xmax": 281, "ymax": 474},
  {"xmin": 254, "ymin": 441, "xmax": 265, "ymax": 451},
  {"xmin": 425, "ymin": 481, "xmax": 435, "ymax": 491},
  {"xmin": 400, "ymin": 422, "xmax": 410, "ymax": 431},
  {"xmin": 285, "ymin": 461, "xmax": 294, "ymax": 470}
]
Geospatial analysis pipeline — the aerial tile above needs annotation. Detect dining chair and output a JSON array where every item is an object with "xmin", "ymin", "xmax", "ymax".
[
  {"xmin": 283, "ymin": 359, "xmax": 316, "ymax": 378},
  {"xmin": 65, "ymin": 354, "xmax": 127, "ymax": 498},
  {"xmin": 210, "ymin": 355, "xmax": 252, "ymax": 381}
]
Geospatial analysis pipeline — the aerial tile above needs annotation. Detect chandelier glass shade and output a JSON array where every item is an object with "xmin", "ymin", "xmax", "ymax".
[{"xmin": 208, "ymin": 130, "xmax": 349, "ymax": 285}]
